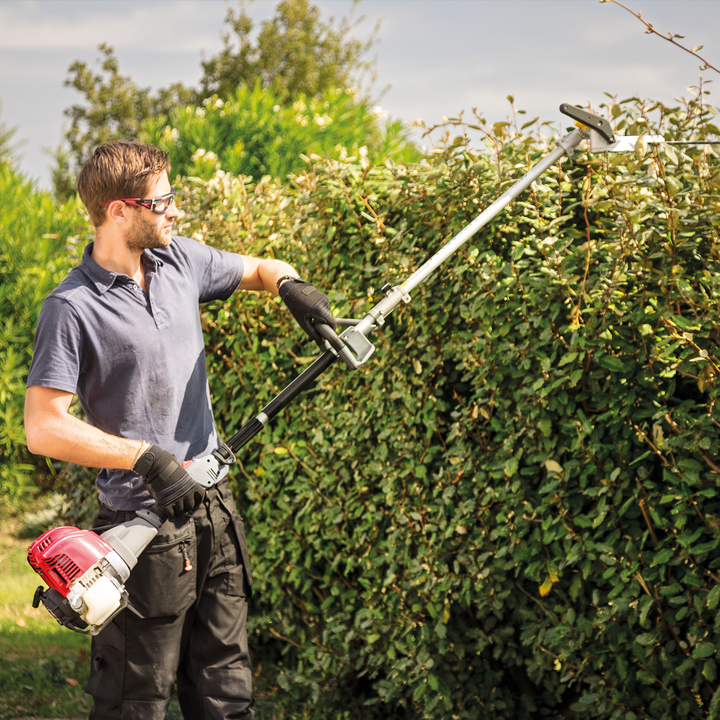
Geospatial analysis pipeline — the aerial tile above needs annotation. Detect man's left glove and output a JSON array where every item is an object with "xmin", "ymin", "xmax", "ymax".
[
  {"xmin": 279, "ymin": 279, "xmax": 337, "ymax": 343},
  {"xmin": 133, "ymin": 444, "xmax": 205, "ymax": 520}
]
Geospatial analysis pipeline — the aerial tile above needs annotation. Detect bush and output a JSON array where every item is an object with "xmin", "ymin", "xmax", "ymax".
[
  {"xmin": 0, "ymin": 160, "xmax": 88, "ymax": 507},
  {"xmin": 51, "ymin": 94, "xmax": 720, "ymax": 717},
  {"xmin": 164, "ymin": 95, "xmax": 720, "ymax": 718},
  {"xmin": 139, "ymin": 83, "xmax": 420, "ymax": 182}
]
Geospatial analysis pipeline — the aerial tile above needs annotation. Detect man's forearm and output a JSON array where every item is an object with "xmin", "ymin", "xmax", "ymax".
[
  {"xmin": 238, "ymin": 256, "xmax": 298, "ymax": 294},
  {"xmin": 25, "ymin": 386, "xmax": 143, "ymax": 470}
]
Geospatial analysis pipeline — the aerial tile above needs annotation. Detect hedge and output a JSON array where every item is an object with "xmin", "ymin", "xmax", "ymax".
[
  {"xmin": 52, "ymin": 94, "xmax": 720, "ymax": 718},
  {"xmin": 0, "ymin": 159, "xmax": 88, "ymax": 507}
]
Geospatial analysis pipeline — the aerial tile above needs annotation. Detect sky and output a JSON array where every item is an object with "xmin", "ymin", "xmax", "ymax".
[{"xmin": 1, "ymin": 0, "xmax": 720, "ymax": 190}]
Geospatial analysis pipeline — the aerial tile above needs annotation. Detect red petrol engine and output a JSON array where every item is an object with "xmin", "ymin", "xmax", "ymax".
[
  {"xmin": 28, "ymin": 527, "xmax": 115, "ymax": 595},
  {"xmin": 28, "ymin": 526, "xmax": 129, "ymax": 634}
]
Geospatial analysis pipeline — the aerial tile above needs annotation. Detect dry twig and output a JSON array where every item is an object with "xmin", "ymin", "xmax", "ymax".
[{"xmin": 602, "ymin": 0, "xmax": 720, "ymax": 75}]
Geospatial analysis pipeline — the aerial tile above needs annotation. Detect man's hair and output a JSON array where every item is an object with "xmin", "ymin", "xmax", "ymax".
[{"xmin": 77, "ymin": 142, "xmax": 171, "ymax": 227}]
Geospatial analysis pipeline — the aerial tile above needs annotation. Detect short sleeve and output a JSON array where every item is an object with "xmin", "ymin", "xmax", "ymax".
[
  {"xmin": 26, "ymin": 297, "xmax": 83, "ymax": 393},
  {"xmin": 171, "ymin": 236, "xmax": 244, "ymax": 304}
]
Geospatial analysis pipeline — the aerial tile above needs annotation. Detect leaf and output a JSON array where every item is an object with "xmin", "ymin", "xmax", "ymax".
[
  {"xmin": 597, "ymin": 355, "xmax": 627, "ymax": 373},
  {"xmin": 635, "ymin": 133, "xmax": 647, "ymax": 161},
  {"xmin": 539, "ymin": 577, "xmax": 553, "ymax": 596},
  {"xmin": 664, "ymin": 143, "xmax": 679, "ymax": 165},
  {"xmin": 614, "ymin": 653, "xmax": 629, "ymax": 680},
  {"xmin": 694, "ymin": 642, "xmax": 716, "ymax": 659},
  {"xmin": 545, "ymin": 459, "xmax": 563, "ymax": 475},
  {"xmin": 637, "ymin": 631, "xmax": 658, "ymax": 646},
  {"xmin": 570, "ymin": 694, "xmax": 599, "ymax": 711},
  {"xmin": 558, "ymin": 352, "xmax": 578, "ymax": 367},
  {"xmin": 707, "ymin": 585, "xmax": 720, "ymax": 610},
  {"xmin": 651, "ymin": 547, "xmax": 675, "ymax": 566}
]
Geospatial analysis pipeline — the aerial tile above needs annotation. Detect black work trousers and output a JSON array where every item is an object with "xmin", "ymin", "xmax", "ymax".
[{"xmin": 85, "ymin": 480, "xmax": 254, "ymax": 720}]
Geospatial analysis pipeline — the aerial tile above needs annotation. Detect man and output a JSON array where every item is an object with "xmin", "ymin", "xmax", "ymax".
[{"xmin": 24, "ymin": 141, "xmax": 335, "ymax": 719}]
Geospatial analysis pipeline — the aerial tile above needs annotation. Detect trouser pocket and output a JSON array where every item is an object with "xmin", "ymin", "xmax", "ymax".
[
  {"xmin": 229, "ymin": 513, "xmax": 253, "ymax": 598},
  {"xmin": 213, "ymin": 483, "xmax": 253, "ymax": 598},
  {"xmin": 125, "ymin": 513, "xmax": 198, "ymax": 618}
]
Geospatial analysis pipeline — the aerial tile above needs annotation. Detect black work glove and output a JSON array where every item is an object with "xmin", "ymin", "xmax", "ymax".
[
  {"xmin": 133, "ymin": 444, "xmax": 205, "ymax": 520},
  {"xmin": 279, "ymin": 279, "xmax": 337, "ymax": 343}
]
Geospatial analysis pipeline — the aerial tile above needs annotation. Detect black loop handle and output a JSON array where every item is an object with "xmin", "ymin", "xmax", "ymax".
[{"xmin": 315, "ymin": 321, "xmax": 346, "ymax": 354}]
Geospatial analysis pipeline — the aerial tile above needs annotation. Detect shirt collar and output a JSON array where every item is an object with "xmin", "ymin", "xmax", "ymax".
[{"xmin": 80, "ymin": 242, "xmax": 163, "ymax": 295}]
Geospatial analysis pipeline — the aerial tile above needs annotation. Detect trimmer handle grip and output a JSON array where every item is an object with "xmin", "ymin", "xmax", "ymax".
[
  {"xmin": 314, "ymin": 320, "xmax": 375, "ymax": 370},
  {"xmin": 315, "ymin": 321, "xmax": 346, "ymax": 354},
  {"xmin": 559, "ymin": 104, "xmax": 615, "ymax": 143}
]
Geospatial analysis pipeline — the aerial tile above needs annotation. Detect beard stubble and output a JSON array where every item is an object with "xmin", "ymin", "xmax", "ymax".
[{"xmin": 124, "ymin": 212, "xmax": 172, "ymax": 252}]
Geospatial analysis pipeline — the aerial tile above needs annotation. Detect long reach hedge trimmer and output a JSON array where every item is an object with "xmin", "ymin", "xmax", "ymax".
[{"xmin": 27, "ymin": 103, "xmax": 692, "ymax": 634}]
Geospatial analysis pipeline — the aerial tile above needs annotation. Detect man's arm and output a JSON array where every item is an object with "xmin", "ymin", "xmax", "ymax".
[
  {"xmin": 237, "ymin": 256, "xmax": 299, "ymax": 294},
  {"xmin": 26, "ymin": 386, "xmax": 205, "ymax": 518},
  {"xmin": 237, "ymin": 256, "xmax": 337, "ymax": 342},
  {"xmin": 24, "ymin": 386, "xmax": 142, "ymax": 469}
]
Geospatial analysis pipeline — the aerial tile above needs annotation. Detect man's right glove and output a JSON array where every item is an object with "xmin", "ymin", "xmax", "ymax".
[
  {"xmin": 133, "ymin": 444, "xmax": 205, "ymax": 520},
  {"xmin": 279, "ymin": 279, "xmax": 337, "ymax": 343}
]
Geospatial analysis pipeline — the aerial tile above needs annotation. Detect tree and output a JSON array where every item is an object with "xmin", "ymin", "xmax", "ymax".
[
  {"xmin": 0, "ymin": 101, "xmax": 23, "ymax": 167},
  {"xmin": 139, "ymin": 84, "xmax": 418, "ymax": 182},
  {"xmin": 43, "ymin": 142, "xmax": 76, "ymax": 204},
  {"xmin": 54, "ymin": 1, "xmax": 383, "ymax": 197},
  {"xmin": 62, "ymin": 43, "xmax": 193, "ymax": 171},
  {"xmin": 200, "ymin": 0, "xmax": 381, "ymax": 101}
]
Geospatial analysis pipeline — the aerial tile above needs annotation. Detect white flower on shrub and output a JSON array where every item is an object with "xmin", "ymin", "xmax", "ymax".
[
  {"xmin": 192, "ymin": 149, "xmax": 218, "ymax": 163},
  {"xmin": 162, "ymin": 126, "xmax": 180, "ymax": 144},
  {"xmin": 313, "ymin": 114, "xmax": 333, "ymax": 128}
]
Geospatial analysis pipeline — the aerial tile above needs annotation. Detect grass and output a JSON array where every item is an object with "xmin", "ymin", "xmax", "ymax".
[{"xmin": 0, "ymin": 499, "xmax": 90, "ymax": 720}]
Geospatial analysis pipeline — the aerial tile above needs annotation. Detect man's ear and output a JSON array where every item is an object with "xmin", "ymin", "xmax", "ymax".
[{"xmin": 105, "ymin": 200, "xmax": 131, "ymax": 225}]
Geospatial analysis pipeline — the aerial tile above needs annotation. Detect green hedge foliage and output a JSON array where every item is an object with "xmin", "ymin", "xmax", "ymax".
[
  {"xmin": 0, "ymin": 159, "xmax": 88, "ymax": 507},
  {"xmin": 48, "ymin": 94, "xmax": 720, "ymax": 718},
  {"xmin": 139, "ymin": 84, "xmax": 420, "ymax": 182},
  {"xmin": 170, "ymin": 95, "xmax": 720, "ymax": 719}
]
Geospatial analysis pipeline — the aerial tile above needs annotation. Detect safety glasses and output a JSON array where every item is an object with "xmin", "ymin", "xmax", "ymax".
[{"xmin": 103, "ymin": 188, "xmax": 176, "ymax": 214}]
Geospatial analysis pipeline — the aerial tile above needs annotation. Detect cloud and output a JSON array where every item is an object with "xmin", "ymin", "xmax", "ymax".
[{"xmin": 0, "ymin": 0, "xmax": 225, "ymax": 52}]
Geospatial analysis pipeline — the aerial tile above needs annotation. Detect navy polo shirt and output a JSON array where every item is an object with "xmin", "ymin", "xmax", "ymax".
[{"xmin": 27, "ymin": 236, "xmax": 244, "ymax": 510}]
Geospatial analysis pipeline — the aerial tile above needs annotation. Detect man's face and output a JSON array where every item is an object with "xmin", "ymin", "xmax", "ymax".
[{"xmin": 124, "ymin": 172, "xmax": 179, "ymax": 252}]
